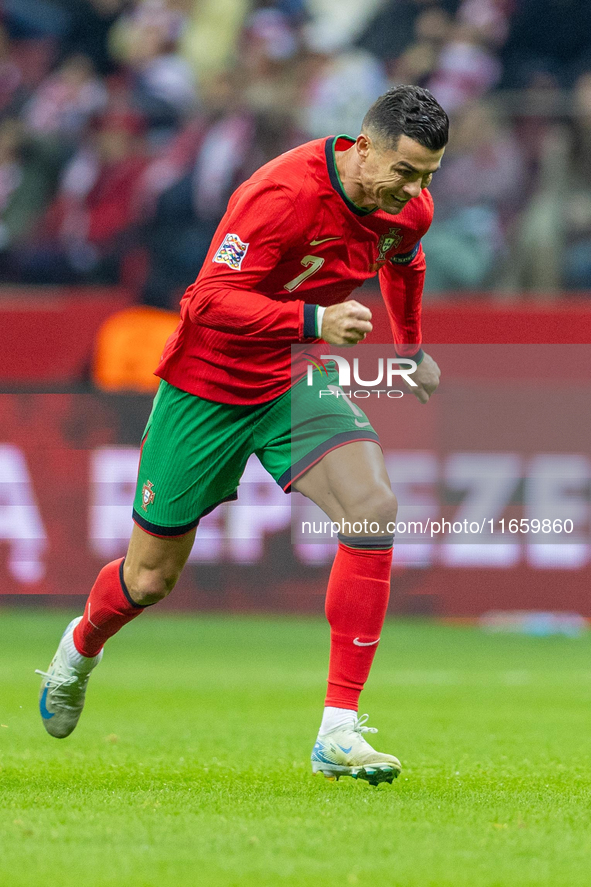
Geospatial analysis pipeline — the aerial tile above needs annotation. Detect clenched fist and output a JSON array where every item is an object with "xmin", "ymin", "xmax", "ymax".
[
  {"xmin": 321, "ymin": 300, "xmax": 372, "ymax": 345},
  {"xmin": 405, "ymin": 352, "xmax": 441, "ymax": 404}
]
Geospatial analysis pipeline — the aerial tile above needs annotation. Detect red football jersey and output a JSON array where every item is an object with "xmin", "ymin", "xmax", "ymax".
[{"xmin": 156, "ymin": 135, "xmax": 434, "ymax": 404}]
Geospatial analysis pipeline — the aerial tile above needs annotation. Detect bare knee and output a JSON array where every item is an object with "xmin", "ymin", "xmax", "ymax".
[
  {"xmin": 343, "ymin": 486, "xmax": 398, "ymax": 532},
  {"xmin": 123, "ymin": 562, "xmax": 179, "ymax": 606},
  {"xmin": 123, "ymin": 524, "xmax": 195, "ymax": 606}
]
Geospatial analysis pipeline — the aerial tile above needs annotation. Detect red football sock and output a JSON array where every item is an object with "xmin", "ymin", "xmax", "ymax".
[
  {"xmin": 73, "ymin": 558, "xmax": 146, "ymax": 657},
  {"xmin": 325, "ymin": 541, "xmax": 393, "ymax": 710}
]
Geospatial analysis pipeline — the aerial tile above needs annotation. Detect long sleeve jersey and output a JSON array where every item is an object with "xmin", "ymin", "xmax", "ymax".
[{"xmin": 156, "ymin": 135, "xmax": 434, "ymax": 404}]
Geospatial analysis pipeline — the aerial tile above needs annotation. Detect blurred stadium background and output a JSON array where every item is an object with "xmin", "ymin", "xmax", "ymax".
[{"xmin": 1, "ymin": 0, "xmax": 591, "ymax": 617}]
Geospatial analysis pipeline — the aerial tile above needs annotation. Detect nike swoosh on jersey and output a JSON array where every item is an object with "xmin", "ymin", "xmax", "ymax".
[
  {"xmin": 310, "ymin": 236, "xmax": 340, "ymax": 246},
  {"xmin": 353, "ymin": 637, "xmax": 380, "ymax": 646},
  {"xmin": 354, "ymin": 419, "xmax": 371, "ymax": 428}
]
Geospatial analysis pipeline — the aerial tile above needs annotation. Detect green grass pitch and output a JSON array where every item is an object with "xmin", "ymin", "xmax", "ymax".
[{"xmin": 1, "ymin": 610, "xmax": 591, "ymax": 887}]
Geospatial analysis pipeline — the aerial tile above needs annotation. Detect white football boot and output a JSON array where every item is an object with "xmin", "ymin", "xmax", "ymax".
[
  {"xmin": 35, "ymin": 617, "xmax": 103, "ymax": 738},
  {"xmin": 311, "ymin": 714, "xmax": 401, "ymax": 785}
]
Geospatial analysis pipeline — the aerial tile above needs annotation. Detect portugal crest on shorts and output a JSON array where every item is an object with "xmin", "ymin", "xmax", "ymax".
[{"xmin": 141, "ymin": 480, "xmax": 155, "ymax": 511}]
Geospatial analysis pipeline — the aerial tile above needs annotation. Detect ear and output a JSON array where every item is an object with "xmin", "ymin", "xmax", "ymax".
[{"xmin": 356, "ymin": 133, "xmax": 371, "ymax": 160}]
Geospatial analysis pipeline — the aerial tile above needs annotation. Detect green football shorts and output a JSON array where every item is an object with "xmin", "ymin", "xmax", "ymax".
[{"xmin": 132, "ymin": 369, "xmax": 379, "ymax": 536}]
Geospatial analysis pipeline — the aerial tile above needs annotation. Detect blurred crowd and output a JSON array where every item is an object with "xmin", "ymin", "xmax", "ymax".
[{"xmin": 0, "ymin": 0, "xmax": 590, "ymax": 302}]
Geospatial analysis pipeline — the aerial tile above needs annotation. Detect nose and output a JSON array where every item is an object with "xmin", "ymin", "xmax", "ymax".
[{"xmin": 402, "ymin": 180, "xmax": 422, "ymax": 199}]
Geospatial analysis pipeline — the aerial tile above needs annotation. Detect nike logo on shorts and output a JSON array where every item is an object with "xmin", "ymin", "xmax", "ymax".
[
  {"xmin": 310, "ymin": 236, "xmax": 340, "ymax": 246},
  {"xmin": 353, "ymin": 637, "xmax": 380, "ymax": 646}
]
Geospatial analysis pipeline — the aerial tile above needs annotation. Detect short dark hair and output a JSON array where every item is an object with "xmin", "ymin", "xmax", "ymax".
[{"xmin": 362, "ymin": 85, "xmax": 449, "ymax": 152}]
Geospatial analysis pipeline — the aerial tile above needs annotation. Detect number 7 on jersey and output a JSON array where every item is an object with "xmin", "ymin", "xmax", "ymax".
[{"xmin": 284, "ymin": 255, "xmax": 325, "ymax": 292}]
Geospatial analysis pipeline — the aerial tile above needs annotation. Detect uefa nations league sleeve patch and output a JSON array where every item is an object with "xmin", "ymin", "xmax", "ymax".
[{"xmin": 213, "ymin": 233, "xmax": 249, "ymax": 270}]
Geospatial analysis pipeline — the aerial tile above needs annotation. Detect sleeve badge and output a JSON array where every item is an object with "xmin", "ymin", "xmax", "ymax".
[{"xmin": 212, "ymin": 232, "xmax": 249, "ymax": 271}]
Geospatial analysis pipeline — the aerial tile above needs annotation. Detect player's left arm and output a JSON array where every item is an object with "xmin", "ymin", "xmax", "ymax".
[{"xmin": 379, "ymin": 241, "xmax": 440, "ymax": 404}]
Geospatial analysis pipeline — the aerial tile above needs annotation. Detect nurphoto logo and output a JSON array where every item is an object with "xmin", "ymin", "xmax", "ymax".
[{"xmin": 305, "ymin": 353, "xmax": 418, "ymax": 399}]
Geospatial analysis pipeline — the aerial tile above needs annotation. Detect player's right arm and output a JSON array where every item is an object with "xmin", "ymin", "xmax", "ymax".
[
  {"xmin": 184, "ymin": 175, "xmax": 374, "ymax": 345},
  {"xmin": 183, "ymin": 179, "xmax": 313, "ymax": 339}
]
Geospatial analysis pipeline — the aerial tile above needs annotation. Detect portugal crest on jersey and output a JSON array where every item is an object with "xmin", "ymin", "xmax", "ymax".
[
  {"xmin": 213, "ymin": 232, "xmax": 249, "ymax": 270},
  {"xmin": 141, "ymin": 480, "xmax": 155, "ymax": 511},
  {"xmin": 377, "ymin": 227, "xmax": 403, "ymax": 262}
]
